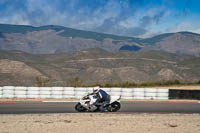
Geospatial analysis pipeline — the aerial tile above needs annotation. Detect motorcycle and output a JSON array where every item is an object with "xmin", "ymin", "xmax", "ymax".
[{"xmin": 75, "ymin": 93, "xmax": 121, "ymax": 112}]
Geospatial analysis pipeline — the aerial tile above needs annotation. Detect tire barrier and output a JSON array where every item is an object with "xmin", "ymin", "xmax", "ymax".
[
  {"xmin": 157, "ymin": 89, "xmax": 169, "ymax": 93},
  {"xmin": 133, "ymin": 88, "xmax": 145, "ymax": 98},
  {"xmin": 28, "ymin": 87, "xmax": 40, "ymax": 91},
  {"xmin": 111, "ymin": 88, "xmax": 122, "ymax": 92},
  {"xmin": 145, "ymin": 88, "xmax": 157, "ymax": 93},
  {"xmin": 27, "ymin": 95, "xmax": 39, "ymax": 98},
  {"xmin": 64, "ymin": 87, "xmax": 75, "ymax": 91},
  {"xmin": 15, "ymin": 95, "xmax": 27, "ymax": 98},
  {"xmin": 1, "ymin": 86, "xmax": 199, "ymax": 100},
  {"xmin": 39, "ymin": 95, "xmax": 51, "ymax": 98},
  {"xmin": 15, "ymin": 87, "xmax": 27, "ymax": 91},
  {"xmin": 63, "ymin": 95, "xmax": 75, "ymax": 98},
  {"xmin": 145, "ymin": 93, "xmax": 157, "ymax": 97},
  {"xmin": 133, "ymin": 91, "xmax": 145, "ymax": 97},
  {"xmin": 3, "ymin": 89, "xmax": 14, "ymax": 95},
  {"xmin": 63, "ymin": 87, "xmax": 75, "ymax": 98},
  {"xmin": 75, "ymin": 91, "xmax": 87, "ymax": 98},
  {"xmin": 3, "ymin": 94, "xmax": 15, "ymax": 98},
  {"xmin": 3, "ymin": 87, "xmax": 14, "ymax": 98},
  {"xmin": 2, "ymin": 86, "xmax": 14, "ymax": 98},
  {"xmin": 51, "ymin": 95, "xmax": 63, "ymax": 98},
  {"xmin": 3, "ymin": 86, "xmax": 15, "ymax": 90},
  {"xmin": 52, "ymin": 87, "xmax": 63, "ymax": 91},
  {"xmin": 14, "ymin": 90, "xmax": 27, "ymax": 95},
  {"xmin": 155, "ymin": 97, "xmax": 168, "ymax": 100},
  {"xmin": 134, "ymin": 88, "xmax": 145, "ymax": 92},
  {"xmin": 157, "ymin": 93, "xmax": 168, "ymax": 97},
  {"xmin": 75, "ymin": 87, "xmax": 87, "ymax": 91},
  {"xmin": 121, "ymin": 88, "xmax": 133, "ymax": 99},
  {"xmin": 63, "ymin": 91, "xmax": 75, "ymax": 95},
  {"xmin": 27, "ymin": 91, "xmax": 39, "ymax": 95},
  {"xmin": 51, "ymin": 91, "xmax": 62, "ymax": 95},
  {"xmin": 86, "ymin": 87, "xmax": 94, "ymax": 93},
  {"xmin": 169, "ymin": 89, "xmax": 200, "ymax": 100},
  {"xmin": 134, "ymin": 96, "xmax": 145, "ymax": 99},
  {"xmin": 40, "ymin": 91, "xmax": 51, "ymax": 95},
  {"xmin": 121, "ymin": 92, "xmax": 133, "ymax": 97},
  {"xmin": 39, "ymin": 87, "xmax": 52, "ymax": 91},
  {"xmin": 110, "ymin": 91, "xmax": 121, "ymax": 96},
  {"xmin": 0, "ymin": 87, "xmax": 2, "ymax": 98}
]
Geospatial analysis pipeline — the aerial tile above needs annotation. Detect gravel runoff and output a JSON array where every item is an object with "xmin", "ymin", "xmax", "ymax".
[{"xmin": 0, "ymin": 113, "xmax": 200, "ymax": 133}]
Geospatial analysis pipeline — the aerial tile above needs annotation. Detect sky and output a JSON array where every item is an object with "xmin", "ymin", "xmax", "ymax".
[{"xmin": 0, "ymin": 0, "xmax": 200, "ymax": 38}]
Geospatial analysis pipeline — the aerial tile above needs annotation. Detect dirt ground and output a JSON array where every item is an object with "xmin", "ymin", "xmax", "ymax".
[{"xmin": 0, "ymin": 113, "xmax": 200, "ymax": 133}]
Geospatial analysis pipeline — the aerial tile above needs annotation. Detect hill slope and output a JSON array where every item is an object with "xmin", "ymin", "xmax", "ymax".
[
  {"xmin": 0, "ymin": 49, "xmax": 200, "ymax": 86},
  {"xmin": 143, "ymin": 32, "xmax": 200, "ymax": 56}
]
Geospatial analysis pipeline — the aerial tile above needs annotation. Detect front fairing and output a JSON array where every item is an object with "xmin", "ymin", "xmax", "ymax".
[{"xmin": 79, "ymin": 94, "xmax": 98, "ymax": 111}]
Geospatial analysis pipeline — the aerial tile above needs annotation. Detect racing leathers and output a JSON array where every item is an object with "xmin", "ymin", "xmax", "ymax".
[{"xmin": 92, "ymin": 89, "xmax": 110, "ymax": 111}]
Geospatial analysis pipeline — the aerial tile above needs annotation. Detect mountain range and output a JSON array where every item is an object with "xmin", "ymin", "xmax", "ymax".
[
  {"xmin": 0, "ymin": 24, "xmax": 200, "ymax": 56},
  {"xmin": 0, "ymin": 24, "xmax": 200, "ymax": 86}
]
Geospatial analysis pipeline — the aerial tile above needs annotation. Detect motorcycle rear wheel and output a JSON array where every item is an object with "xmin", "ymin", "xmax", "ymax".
[{"xmin": 107, "ymin": 102, "xmax": 121, "ymax": 112}]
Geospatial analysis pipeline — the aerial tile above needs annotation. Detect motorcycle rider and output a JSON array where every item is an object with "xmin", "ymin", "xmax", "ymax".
[{"xmin": 91, "ymin": 86, "xmax": 110, "ymax": 111}]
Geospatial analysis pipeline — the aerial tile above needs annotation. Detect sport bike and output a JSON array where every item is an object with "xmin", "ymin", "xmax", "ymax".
[{"xmin": 75, "ymin": 93, "xmax": 121, "ymax": 112}]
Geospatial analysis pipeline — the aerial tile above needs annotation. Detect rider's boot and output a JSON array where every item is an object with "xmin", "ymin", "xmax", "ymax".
[{"xmin": 99, "ymin": 105, "xmax": 104, "ymax": 112}]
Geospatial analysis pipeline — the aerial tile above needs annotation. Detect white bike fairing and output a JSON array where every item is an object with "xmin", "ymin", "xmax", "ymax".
[
  {"xmin": 89, "ymin": 95, "xmax": 97, "ymax": 105},
  {"xmin": 75, "ymin": 93, "xmax": 121, "ymax": 112}
]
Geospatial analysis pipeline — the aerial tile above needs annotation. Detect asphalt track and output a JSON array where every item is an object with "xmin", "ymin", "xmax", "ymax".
[{"xmin": 0, "ymin": 102, "xmax": 200, "ymax": 114}]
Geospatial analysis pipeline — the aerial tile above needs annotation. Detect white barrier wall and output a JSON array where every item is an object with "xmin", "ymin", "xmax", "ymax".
[{"xmin": 0, "ymin": 86, "xmax": 169, "ymax": 100}]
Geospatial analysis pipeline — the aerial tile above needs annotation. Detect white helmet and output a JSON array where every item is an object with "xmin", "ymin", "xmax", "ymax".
[{"xmin": 93, "ymin": 86, "xmax": 100, "ymax": 93}]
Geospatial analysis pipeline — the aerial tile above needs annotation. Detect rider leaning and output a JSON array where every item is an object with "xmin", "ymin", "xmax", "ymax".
[{"xmin": 91, "ymin": 86, "xmax": 110, "ymax": 111}]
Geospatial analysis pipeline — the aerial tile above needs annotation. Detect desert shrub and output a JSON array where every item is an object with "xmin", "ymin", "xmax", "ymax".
[
  {"xmin": 54, "ymin": 77, "xmax": 198, "ymax": 87},
  {"xmin": 88, "ymin": 80, "xmax": 185, "ymax": 87},
  {"xmin": 35, "ymin": 76, "xmax": 49, "ymax": 87},
  {"xmin": 67, "ymin": 77, "xmax": 83, "ymax": 87}
]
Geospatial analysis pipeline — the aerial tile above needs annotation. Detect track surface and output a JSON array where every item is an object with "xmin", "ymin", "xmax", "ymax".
[{"xmin": 0, "ymin": 102, "xmax": 199, "ymax": 114}]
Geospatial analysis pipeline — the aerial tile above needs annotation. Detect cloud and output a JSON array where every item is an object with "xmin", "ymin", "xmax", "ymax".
[
  {"xmin": 153, "ymin": 11, "xmax": 165, "ymax": 24},
  {"xmin": 140, "ymin": 16, "xmax": 152, "ymax": 28},
  {"xmin": 92, "ymin": 2, "xmax": 169, "ymax": 37},
  {"xmin": 0, "ymin": 0, "xmax": 197, "ymax": 37},
  {"xmin": 167, "ymin": 20, "xmax": 200, "ymax": 34},
  {"xmin": 135, "ymin": 11, "xmax": 165, "ymax": 32},
  {"xmin": 95, "ymin": 18, "xmax": 116, "ymax": 33},
  {"xmin": 0, "ymin": 0, "xmax": 163, "ymax": 37}
]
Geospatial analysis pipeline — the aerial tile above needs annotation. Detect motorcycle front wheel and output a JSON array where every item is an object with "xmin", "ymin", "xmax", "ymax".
[
  {"xmin": 106, "ymin": 102, "xmax": 121, "ymax": 112},
  {"xmin": 75, "ymin": 103, "xmax": 87, "ymax": 112}
]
